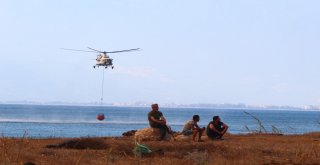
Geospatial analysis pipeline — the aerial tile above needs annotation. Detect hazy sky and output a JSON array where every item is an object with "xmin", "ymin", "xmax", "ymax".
[{"xmin": 0, "ymin": 0, "xmax": 319, "ymax": 106}]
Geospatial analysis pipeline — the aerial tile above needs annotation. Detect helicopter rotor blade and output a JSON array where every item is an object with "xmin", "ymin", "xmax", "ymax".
[
  {"xmin": 61, "ymin": 48, "xmax": 96, "ymax": 53},
  {"xmin": 106, "ymin": 48, "xmax": 140, "ymax": 53},
  {"xmin": 87, "ymin": 47, "xmax": 102, "ymax": 53}
]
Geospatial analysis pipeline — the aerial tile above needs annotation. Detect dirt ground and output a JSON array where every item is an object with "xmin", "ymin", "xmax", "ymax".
[{"xmin": 0, "ymin": 132, "xmax": 319, "ymax": 165}]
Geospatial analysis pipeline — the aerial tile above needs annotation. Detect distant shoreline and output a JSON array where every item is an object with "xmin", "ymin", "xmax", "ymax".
[{"xmin": 0, "ymin": 102, "xmax": 319, "ymax": 111}]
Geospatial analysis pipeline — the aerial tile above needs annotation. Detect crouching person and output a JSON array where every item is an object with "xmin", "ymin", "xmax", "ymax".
[
  {"xmin": 182, "ymin": 115, "xmax": 205, "ymax": 142},
  {"xmin": 207, "ymin": 116, "xmax": 229, "ymax": 140},
  {"xmin": 148, "ymin": 104, "xmax": 171, "ymax": 141}
]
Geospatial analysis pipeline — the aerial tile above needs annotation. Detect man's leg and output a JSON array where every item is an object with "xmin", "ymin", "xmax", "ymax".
[
  {"xmin": 193, "ymin": 128, "xmax": 204, "ymax": 142},
  {"xmin": 159, "ymin": 125, "xmax": 167, "ymax": 140},
  {"xmin": 207, "ymin": 130, "xmax": 221, "ymax": 140},
  {"xmin": 198, "ymin": 128, "xmax": 204, "ymax": 141},
  {"xmin": 192, "ymin": 129, "xmax": 198, "ymax": 141},
  {"xmin": 220, "ymin": 126, "xmax": 229, "ymax": 137},
  {"xmin": 151, "ymin": 124, "xmax": 166, "ymax": 140}
]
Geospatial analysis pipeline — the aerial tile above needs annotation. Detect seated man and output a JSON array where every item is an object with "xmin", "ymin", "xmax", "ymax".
[
  {"xmin": 207, "ymin": 116, "xmax": 229, "ymax": 140},
  {"xmin": 148, "ymin": 104, "xmax": 171, "ymax": 141},
  {"xmin": 182, "ymin": 115, "xmax": 205, "ymax": 142}
]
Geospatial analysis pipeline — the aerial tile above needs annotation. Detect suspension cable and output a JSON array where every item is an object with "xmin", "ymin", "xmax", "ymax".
[{"xmin": 100, "ymin": 68, "xmax": 105, "ymax": 105}]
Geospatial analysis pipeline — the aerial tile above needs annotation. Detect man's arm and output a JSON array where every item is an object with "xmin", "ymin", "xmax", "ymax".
[
  {"xmin": 150, "ymin": 116, "xmax": 166, "ymax": 125},
  {"xmin": 160, "ymin": 116, "xmax": 167, "ymax": 124},
  {"xmin": 221, "ymin": 123, "xmax": 229, "ymax": 134},
  {"xmin": 209, "ymin": 123, "xmax": 221, "ymax": 134},
  {"xmin": 194, "ymin": 122, "xmax": 200, "ymax": 129}
]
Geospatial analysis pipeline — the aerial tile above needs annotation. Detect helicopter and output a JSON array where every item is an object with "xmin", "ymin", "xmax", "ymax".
[{"xmin": 62, "ymin": 47, "xmax": 140, "ymax": 69}]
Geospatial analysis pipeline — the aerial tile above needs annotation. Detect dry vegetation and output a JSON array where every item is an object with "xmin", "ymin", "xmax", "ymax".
[{"xmin": 0, "ymin": 133, "xmax": 320, "ymax": 165}]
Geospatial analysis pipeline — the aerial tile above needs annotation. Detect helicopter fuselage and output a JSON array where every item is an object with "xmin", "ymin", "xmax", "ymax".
[{"xmin": 94, "ymin": 53, "xmax": 114, "ymax": 69}]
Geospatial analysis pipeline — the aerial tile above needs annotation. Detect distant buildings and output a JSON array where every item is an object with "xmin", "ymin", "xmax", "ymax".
[{"xmin": 0, "ymin": 100, "xmax": 319, "ymax": 110}]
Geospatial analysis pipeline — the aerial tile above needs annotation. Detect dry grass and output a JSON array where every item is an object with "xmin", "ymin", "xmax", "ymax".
[{"xmin": 0, "ymin": 133, "xmax": 319, "ymax": 165}]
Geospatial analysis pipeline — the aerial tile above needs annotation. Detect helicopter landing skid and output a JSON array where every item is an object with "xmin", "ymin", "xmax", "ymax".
[{"xmin": 93, "ymin": 65, "xmax": 114, "ymax": 69}]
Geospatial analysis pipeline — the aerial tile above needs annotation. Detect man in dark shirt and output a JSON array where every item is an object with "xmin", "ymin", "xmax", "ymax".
[
  {"xmin": 207, "ymin": 116, "xmax": 229, "ymax": 140},
  {"xmin": 148, "ymin": 103, "xmax": 170, "ymax": 140}
]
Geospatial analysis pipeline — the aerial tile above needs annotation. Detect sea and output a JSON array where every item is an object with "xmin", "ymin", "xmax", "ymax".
[{"xmin": 0, "ymin": 104, "xmax": 319, "ymax": 138}]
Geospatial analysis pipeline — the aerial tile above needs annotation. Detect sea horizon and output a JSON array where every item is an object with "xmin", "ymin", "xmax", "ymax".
[{"xmin": 0, "ymin": 102, "xmax": 319, "ymax": 111}]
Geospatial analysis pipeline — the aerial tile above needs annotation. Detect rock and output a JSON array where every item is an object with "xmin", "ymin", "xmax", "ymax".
[
  {"xmin": 134, "ymin": 127, "xmax": 171, "ymax": 141},
  {"xmin": 122, "ymin": 130, "xmax": 137, "ymax": 137},
  {"xmin": 175, "ymin": 134, "xmax": 209, "ymax": 142},
  {"xmin": 24, "ymin": 162, "xmax": 36, "ymax": 165},
  {"xmin": 174, "ymin": 134, "xmax": 192, "ymax": 141},
  {"xmin": 46, "ymin": 138, "xmax": 107, "ymax": 150}
]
